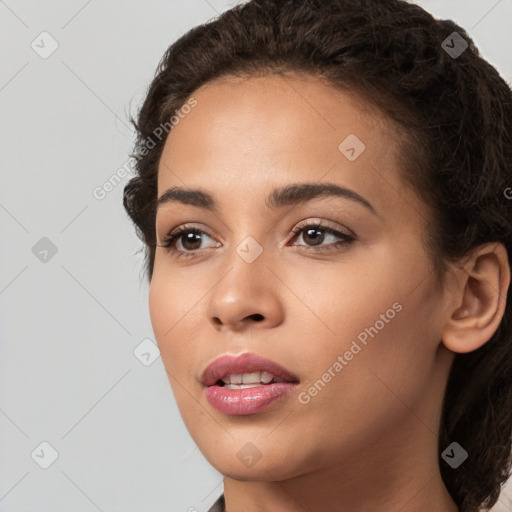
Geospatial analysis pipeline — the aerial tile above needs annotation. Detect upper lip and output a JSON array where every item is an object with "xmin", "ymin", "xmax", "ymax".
[{"xmin": 200, "ymin": 352, "xmax": 300, "ymax": 387}]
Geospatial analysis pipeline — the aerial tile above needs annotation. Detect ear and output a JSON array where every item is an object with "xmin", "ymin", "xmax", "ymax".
[{"xmin": 442, "ymin": 242, "xmax": 511, "ymax": 354}]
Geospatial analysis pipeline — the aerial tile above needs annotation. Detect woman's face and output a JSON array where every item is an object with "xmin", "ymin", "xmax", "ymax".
[{"xmin": 149, "ymin": 73, "xmax": 456, "ymax": 481}]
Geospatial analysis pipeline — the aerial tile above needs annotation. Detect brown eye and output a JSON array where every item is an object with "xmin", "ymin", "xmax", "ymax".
[
  {"xmin": 177, "ymin": 231, "xmax": 204, "ymax": 251},
  {"xmin": 289, "ymin": 223, "xmax": 355, "ymax": 252},
  {"xmin": 300, "ymin": 227, "xmax": 326, "ymax": 246},
  {"xmin": 159, "ymin": 225, "xmax": 218, "ymax": 259}
]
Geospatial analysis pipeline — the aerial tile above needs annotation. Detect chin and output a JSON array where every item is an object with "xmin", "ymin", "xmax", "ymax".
[{"xmin": 204, "ymin": 448, "xmax": 308, "ymax": 482}]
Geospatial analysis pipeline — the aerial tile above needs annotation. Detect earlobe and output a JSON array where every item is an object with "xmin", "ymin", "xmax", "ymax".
[{"xmin": 442, "ymin": 242, "xmax": 511, "ymax": 354}]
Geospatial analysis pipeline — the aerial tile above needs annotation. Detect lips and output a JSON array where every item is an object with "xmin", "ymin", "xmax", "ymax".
[{"xmin": 200, "ymin": 352, "xmax": 300, "ymax": 387}]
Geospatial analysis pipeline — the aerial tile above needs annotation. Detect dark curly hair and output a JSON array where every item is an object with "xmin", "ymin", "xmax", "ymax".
[{"xmin": 123, "ymin": 1, "xmax": 512, "ymax": 510}]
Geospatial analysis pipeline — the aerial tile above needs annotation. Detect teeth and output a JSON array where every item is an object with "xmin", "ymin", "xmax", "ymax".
[
  {"xmin": 242, "ymin": 372, "xmax": 261, "ymax": 384},
  {"xmin": 225, "ymin": 383, "xmax": 262, "ymax": 389},
  {"xmin": 260, "ymin": 372, "xmax": 274, "ymax": 384},
  {"xmin": 220, "ymin": 371, "xmax": 280, "ymax": 385}
]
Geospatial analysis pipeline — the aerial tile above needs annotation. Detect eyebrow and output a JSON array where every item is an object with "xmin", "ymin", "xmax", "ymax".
[{"xmin": 156, "ymin": 182, "xmax": 378, "ymax": 216}]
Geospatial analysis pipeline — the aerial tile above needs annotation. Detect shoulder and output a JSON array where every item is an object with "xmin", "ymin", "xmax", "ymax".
[{"xmin": 207, "ymin": 494, "xmax": 225, "ymax": 512}]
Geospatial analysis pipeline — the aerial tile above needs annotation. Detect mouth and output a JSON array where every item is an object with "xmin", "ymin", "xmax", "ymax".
[
  {"xmin": 200, "ymin": 352, "xmax": 300, "ymax": 388},
  {"xmin": 214, "ymin": 370, "xmax": 293, "ymax": 389},
  {"xmin": 200, "ymin": 352, "xmax": 300, "ymax": 415}
]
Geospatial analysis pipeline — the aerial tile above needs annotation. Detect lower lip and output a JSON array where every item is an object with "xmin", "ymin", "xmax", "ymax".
[{"xmin": 204, "ymin": 383, "xmax": 298, "ymax": 415}]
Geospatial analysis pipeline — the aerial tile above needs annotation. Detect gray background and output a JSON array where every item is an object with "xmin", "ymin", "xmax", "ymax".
[{"xmin": 1, "ymin": 1, "xmax": 511, "ymax": 511}]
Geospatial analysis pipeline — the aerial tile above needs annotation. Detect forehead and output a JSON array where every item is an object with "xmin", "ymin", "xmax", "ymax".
[
  {"xmin": 166, "ymin": 73, "xmax": 390, "ymax": 151},
  {"xmin": 156, "ymin": 73, "xmax": 418, "ymax": 219}
]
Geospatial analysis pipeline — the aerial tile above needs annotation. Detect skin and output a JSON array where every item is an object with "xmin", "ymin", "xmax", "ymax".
[{"xmin": 148, "ymin": 73, "xmax": 510, "ymax": 512}]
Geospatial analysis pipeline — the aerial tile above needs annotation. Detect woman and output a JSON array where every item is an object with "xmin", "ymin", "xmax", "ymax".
[{"xmin": 123, "ymin": 1, "xmax": 512, "ymax": 511}]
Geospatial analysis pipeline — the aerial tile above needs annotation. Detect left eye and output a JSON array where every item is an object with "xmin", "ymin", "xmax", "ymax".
[{"xmin": 289, "ymin": 224, "xmax": 355, "ymax": 250}]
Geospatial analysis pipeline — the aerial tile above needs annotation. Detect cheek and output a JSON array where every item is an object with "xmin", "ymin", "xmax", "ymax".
[
  {"xmin": 292, "ymin": 296, "xmax": 437, "ymax": 451},
  {"xmin": 149, "ymin": 278, "xmax": 203, "ymax": 416},
  {"xmin": 295, "ymin": 252, "xmax": 438, "ymax": 407},
  {"xmin": 148, "ymin": 273, "xmax": 187, "ymax": 365},
  {"xmin": 148, "ymin": 275, "xmax": 170, "ymax": 346}
]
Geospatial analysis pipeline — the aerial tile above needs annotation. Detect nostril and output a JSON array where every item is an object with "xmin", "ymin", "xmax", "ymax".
[{"xmin": 251, "ymin": 314, "xmax": 264, "ymax": 322}]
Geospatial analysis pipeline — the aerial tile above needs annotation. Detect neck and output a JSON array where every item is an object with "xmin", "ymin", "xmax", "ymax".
[
  {"xmin": 222, "ymin": 412, "xmax": 459, "ymax": 512},
  {"xmin": 223, "ymin": 459, "xmax": 459, "ymax": 512}
]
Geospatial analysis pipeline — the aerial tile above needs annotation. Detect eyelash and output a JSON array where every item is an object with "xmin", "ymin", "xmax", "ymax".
[{"xmin": 158, "ymin": 222, "xmax": 355, "ymax": 260}]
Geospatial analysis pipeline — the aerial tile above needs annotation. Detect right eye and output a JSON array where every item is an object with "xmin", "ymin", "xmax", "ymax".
[{"xmin": 158, "ymin": 224, "xmax": 219, "ymax": 259}]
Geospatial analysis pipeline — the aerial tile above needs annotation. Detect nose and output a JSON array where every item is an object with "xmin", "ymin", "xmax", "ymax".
[{"xmin": 206, "ymin": 250, "xmax": 285, "ymax": 333}]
